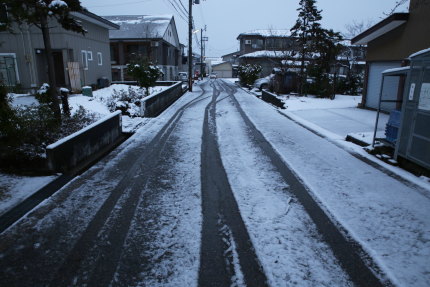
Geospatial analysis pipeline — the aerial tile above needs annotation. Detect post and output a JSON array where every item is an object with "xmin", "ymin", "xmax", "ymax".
[
  {"xmin": 188, "ymin": 0, "xmax": 193, "ymax": 91},
  {"xmin": 201, "ymin": 29, "xmax": 204, "ymax": 80}
]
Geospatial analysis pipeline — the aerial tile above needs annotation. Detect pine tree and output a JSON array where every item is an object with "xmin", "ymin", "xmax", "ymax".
[
  {"xmin": 290, "ymin": 0, "xmax": 323, "ymax": 96},
  {"xmin": 2, "ymin": 0, "xmax": 86, "ymax": 120}
]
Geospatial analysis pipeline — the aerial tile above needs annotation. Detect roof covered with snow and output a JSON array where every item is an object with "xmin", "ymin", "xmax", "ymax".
[
  {"xmin": 409, "ymin": 47, "xmax": 430, "ymax": 59},
  {"xmin": 237, "ymin": 29, "xmax": 291, "ymax": 39},
  {"xmin": 239, "ymin": 50, "xmax": 289, "ymax": 59},
  {"xmin": 104, "ymin": 15, "xmax": 173, "ymax": 39}
]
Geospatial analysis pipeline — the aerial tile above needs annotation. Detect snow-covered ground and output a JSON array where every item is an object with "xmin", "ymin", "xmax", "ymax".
[
  {"xmin": 233, "ymin": 85, "xmax": 430, "ymax": 286},
  {"xmin": 1, "ymin": 79, "xmax": 429, "ymax": 286},
  {"xmin": 216, "ymin": 95, "xmax": 352, "ymax": 286},
  {"xmin": 0, "ymin": 174, "xmax": 58, "ymax": 216}
]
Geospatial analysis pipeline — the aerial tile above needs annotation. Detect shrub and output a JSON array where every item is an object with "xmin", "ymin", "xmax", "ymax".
[
  {"xmin": 105, "ymin": 86, "xmax": 144, "ymax": 117},
  {"xmin": 127, "ymin": 57, "xmax": 163, "ymax": 96},
  {"xmin": 238, "ymin": 64, "xmax": 262, "ymax": 88}
]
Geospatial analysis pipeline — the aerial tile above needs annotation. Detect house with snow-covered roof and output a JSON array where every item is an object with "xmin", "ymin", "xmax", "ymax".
[
  {"xmin": 236, "ymin": 29, "xmax": 297, "ymax": 76},
  {"xmin": 0, "ymin": 9, "xmax": 119, "ymax": 92},
  {"xmin": 104, "ymin": 15, "xmax": 182, "ymax": 82}
]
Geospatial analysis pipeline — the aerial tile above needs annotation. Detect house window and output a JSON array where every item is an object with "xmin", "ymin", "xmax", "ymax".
[
  {"xmin": 252, "ymin": 39, "xmax": 263, "ymax": 49},
  {"xmin": 0, "ymin": 53, "xmax": 19, "ymax": 86},
  {"xmin": 97, "ymin": 52, "xmax": 102, "ymax": 66},
  {"xmin": 81, "ymin": 50, "xmax": 88, "ymax": 70},
  {"xmin": 87, "ymin": 51, "xmax": 93, "ymax": 61}
]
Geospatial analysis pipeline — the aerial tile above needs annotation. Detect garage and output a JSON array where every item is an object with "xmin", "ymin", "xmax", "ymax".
[{"xmin": 212, "ymin": 62, "xmax": 233, "ymax": 78}]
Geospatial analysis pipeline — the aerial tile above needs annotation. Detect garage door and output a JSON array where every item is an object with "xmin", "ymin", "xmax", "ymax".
[{"xmin": 366, "ymin": 62, "xmax": 401, "ymax": 111}]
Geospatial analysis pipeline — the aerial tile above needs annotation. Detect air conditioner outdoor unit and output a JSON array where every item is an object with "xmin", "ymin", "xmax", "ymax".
[{"xmin": 245, "ymin": 40, "xmax": 251, "ymax": 45}]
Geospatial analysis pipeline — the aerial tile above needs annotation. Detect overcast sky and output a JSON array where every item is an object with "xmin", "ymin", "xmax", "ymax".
[{"xmin": 80, "ymin": 0, "xmax": 409, "ymax": 57}]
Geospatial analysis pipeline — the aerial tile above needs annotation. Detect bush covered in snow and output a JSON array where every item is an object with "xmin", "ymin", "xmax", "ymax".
[
  {"xmin": 0, "ymin": 88, "xmax": 98, "ymax": 174},
  {"xmin": 105, "ymin": 86, "xmax": 145, "ymax": 117},
  {"xmin": 238, "ymin": 64, "xmax": 262, "ymax": 89},
  {"xmin": 127, "ymin": 57, "xmax": 163, "ymax": 97}
]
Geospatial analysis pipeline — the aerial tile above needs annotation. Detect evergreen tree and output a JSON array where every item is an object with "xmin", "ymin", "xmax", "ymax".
[
  {"xmin": 2, "ymin": 0, "xmax": 86, "ymax": 120},
  {"xmin": 127, "ymin": 57, "xmax": 163, "ymax": 97},
  {"xmin": 290, "ymin": 0, "xmax": 323, "ymax": 96},
  {"xmin": 310, "ymin": 28, "xmax": 344, "ymax": 98}
]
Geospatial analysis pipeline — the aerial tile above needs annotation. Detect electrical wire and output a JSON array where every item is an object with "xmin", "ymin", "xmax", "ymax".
[{"xmin": 165, "ymin": 0, "xmax": 188, "ymax": 23}]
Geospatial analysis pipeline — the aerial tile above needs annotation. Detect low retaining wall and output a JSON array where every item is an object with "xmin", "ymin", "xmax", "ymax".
[
  {"xmin": 140, "ymin": 81, "xmax": 183, "ymax": 117},
  {"xmin": 46, "ymin": 111, "xmax": 122, "ymax": 173},
  {"xmin": 261, "ymin": 90, "xmax": 285, "ymax": 109}
]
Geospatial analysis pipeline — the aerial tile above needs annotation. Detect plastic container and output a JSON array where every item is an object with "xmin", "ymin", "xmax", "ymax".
[{"xmin": 82, "ymin": 86, "xmax": 93, "ymax": 97}]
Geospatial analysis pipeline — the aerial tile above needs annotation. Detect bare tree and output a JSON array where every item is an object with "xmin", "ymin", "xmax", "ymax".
[
  {"xmin": 383, "ymin": 0, "xmax": 409, "ymax": 17},
  {"xmin": 343, "ymin": 20, "xmax": 374, "ymax": 40}
]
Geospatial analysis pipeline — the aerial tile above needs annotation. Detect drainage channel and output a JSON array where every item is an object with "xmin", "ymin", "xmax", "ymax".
[{"xmin": 221, "ymin": 80, "xmax": 389, "ymax": 287}]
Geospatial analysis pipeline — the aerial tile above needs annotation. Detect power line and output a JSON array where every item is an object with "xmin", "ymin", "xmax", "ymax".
[
  {"xmin": 164, "ymin": 0, "xmax": 188, "ymax": 23},
  {"xmin": 86, "ymin": 0, "xmax": 152, "ymax": 8},
  {"xmin": 177, "ymin": 0, "xmax": 188, "ymax": 14}
]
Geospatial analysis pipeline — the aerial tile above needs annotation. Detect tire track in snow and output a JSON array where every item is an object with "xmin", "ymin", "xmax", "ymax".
[
  {"xmin": 49, "ymin": 89, "xmax": 211, "ymax": 286},
  {"xmin": 199, "ymin": 80, "xmax": 269, "ymax": 287},
  {"xmin": 220, "ymin": 80, "xmax": 386, "ymax": 287}
]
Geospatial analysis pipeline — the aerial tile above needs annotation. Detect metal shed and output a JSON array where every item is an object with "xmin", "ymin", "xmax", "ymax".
[{"xmin": 396, "ymin": 48, "xmax": 430, "ymax": 169}]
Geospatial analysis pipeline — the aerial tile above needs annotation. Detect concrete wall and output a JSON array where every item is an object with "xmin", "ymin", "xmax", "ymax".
[
  {"xmin": 46, "ymin": 111, "xmax": 122, "ymax": 173},
  {"xmin": 261, "ymin": 90, "xmax": 285, "ymax": 108},
  {"xmin": 140, "ymin": 81, "xmax": 183, "ymax": 117}
]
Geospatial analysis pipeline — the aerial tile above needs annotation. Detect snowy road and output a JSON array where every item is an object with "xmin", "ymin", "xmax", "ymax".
[{"xmin": 0, "ymin": 79, "xmax": 428, "ymax": 287}]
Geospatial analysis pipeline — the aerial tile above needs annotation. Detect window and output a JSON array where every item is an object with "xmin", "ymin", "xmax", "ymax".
[
  {"xmin": 97, "ymin": 52, "xmax": 102, "ymax": 66},
  {"xmin": 81, "ymin": 50, "xmax": 88, "ymax": 70},
  {"xmin": 252, "ymin": 39, "xmax": 263, "ymax": 49},
  {"xmin": 87, "ymin": 51, "xmax": 93, "ymax": 61},
  {"xmin": 0, "ymin": 53, "xmax": 19, "ymax": 86}
]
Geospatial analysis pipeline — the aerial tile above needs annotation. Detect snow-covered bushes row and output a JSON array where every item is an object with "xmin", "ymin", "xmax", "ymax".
[{"xmin": 0, "ymin": 84, "xmax": 98, "ymax": 173}]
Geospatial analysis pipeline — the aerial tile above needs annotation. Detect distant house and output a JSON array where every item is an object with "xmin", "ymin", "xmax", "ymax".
[
  {"xmin": 351, "ymin": 0, "xmax": 430, "ymax": 111},
  {"xmin": 222, "ymin": 51, "xmax": 241, "ymax": 65},
  {"xmin": 211, "ymin": 62, "xmax": 233, "ymax": 78},
  {"xmin": 104, "ymin": 15, "xmax": 181, "ymax": 82},
  {"xmin": 0, "ymin": 10, "xmax": 119, "ymax": 92},
  {"xmin": 236, "ymin": 29, "xmax": 295, "ymax": 77}
]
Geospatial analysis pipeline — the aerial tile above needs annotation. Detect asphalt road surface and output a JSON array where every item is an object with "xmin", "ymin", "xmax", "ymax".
[{"xmin": 0, "ymin": 80, "xmax": 384, "ymax": 287}]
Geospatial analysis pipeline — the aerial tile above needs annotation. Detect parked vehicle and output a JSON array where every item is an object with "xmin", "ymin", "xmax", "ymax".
[
  {"xmin": 178, "ymin": 72, "xmax": 188, "ymax": 82},
  {"xmin": 210, "ymin": 73, "xmax": 217, "ymax": 79},
  {"xmin": 254, "ymin": 74, "xmax": 274, "ymax": 90}
]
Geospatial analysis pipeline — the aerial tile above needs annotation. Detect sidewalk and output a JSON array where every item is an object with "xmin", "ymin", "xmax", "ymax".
[
  {"xmin": 236, "ymin": 90, "xmax": 430, "ymax": 287},
  {"xmin": 271, "ymin": 93, "xmax": 430, "ymax": 191}
]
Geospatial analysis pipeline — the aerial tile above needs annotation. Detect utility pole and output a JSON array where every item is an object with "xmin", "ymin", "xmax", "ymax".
[
  {"xmin": 188, "ymin": 0, "xmax": 193, "ymax": 91},
  {"xmin": 200, "ymin": 29, "xmax": 203, "ymax": 80},
  {"xmin": 201, "ymin": 26, "xmax": 208, "ymax": 80}
]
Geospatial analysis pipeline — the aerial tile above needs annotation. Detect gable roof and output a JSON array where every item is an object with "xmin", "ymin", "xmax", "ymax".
[
  {"xmin": 351, "ymin": 13, "xmax": 409, "ymax": 45},
  {"xmin": 104, "ymin": 15, "xmax": 173, "ymax": 39},
  {"xmin": 72, "ymin": 10, "xmax": 119, "ymax": 30}
]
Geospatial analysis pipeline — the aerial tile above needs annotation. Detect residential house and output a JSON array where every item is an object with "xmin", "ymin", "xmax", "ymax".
[
  {"xmin": 351, "ymin": 0, "xmax": 430, "ymax": 111},
  {"xmin": 105, "ymin": 15, "xmax": 181, "ymax": 82},
  {"xmin": 236, "ymin": 29, "xmax": 295, "ymax": 76},
  {"xmin": 0, "ymin": 10, "xmax": 118, "ymax": 92}
]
